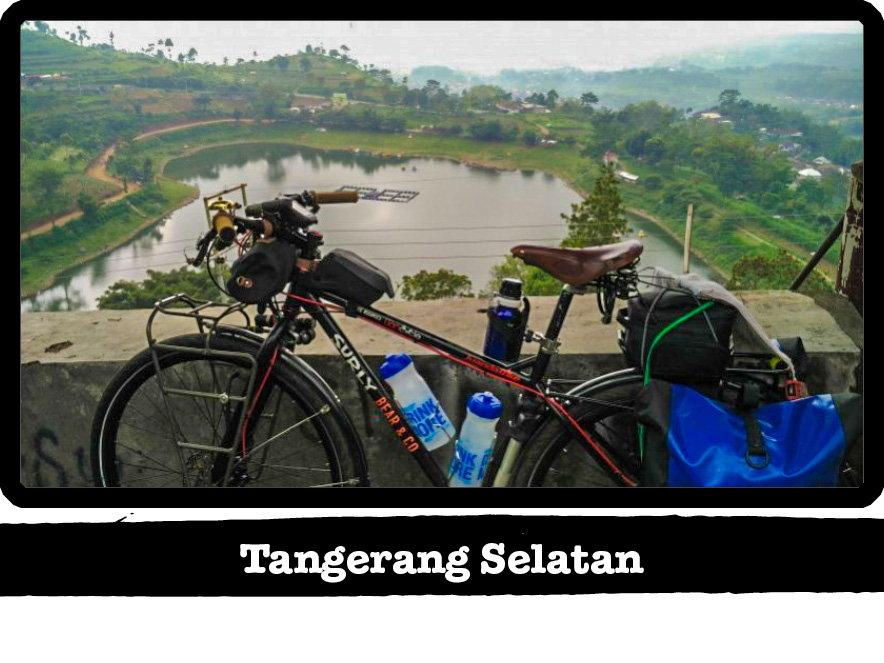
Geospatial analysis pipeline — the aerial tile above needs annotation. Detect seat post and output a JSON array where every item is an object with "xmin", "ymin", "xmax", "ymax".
[{"xmin": 528, "ymin": 286, "xmax": 574, "ymax": 383}]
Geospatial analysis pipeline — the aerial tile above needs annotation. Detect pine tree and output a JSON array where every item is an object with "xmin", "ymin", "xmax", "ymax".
[{"xmin": 561, "ymin": 163, "xmax": 628, "ymax": 248}]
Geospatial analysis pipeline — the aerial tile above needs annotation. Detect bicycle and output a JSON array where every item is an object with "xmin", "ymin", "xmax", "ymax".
[{"xmin": 90, "ymin": 187, "xmax": 854, "ymax": 488}]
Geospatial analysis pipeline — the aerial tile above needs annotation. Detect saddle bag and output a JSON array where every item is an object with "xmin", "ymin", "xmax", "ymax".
[
  {"xmin": 226, "ymin": 239, "xmax": 298, "ymax": 304},
  {"xmin": 618, "ymin": 290, "xmax": 737, "ymax": 383},
  {"xmin": 635, "ymin": 380, "xmax": 862, "ymax": 487},
  {"xmin": 300, "ymin": 249, "xmax": 394, "ymax": 307}
]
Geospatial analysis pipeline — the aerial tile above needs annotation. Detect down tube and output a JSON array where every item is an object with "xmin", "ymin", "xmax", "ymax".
[{"xmin": 309, "ymin": 306, "xmax": 450, "ymax": 487}]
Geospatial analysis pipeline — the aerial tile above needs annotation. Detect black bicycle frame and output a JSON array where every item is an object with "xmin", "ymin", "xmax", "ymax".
[{"xmin": 257, "ymin": 282, "xmax": 635, "ymax": 487}]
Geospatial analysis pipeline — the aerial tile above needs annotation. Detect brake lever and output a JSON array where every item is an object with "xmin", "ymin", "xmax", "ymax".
[{"xmin": 189, "ymin": 229, "xmax": 217, "ymax": 268}]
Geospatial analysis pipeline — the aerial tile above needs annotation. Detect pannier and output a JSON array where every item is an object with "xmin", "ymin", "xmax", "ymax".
[
  {"xmin": 635, "ymin": 380, "xmax": 862, "ymax": 487},
  {"xmin": 302, "ymin": 248, "xmax": 394, "ymax": 306},
  {"xmin": 226, "ymin": 239, "xmax": 298, "ymax": 304},
  {"xmin": 618, "ymin": 289, "xmax": 737, "ymax": 383}
]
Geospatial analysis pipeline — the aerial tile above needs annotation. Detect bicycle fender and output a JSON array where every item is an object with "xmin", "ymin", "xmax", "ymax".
[{"xmin": 214, "ymin": 326, "xmax": 371, "ymax": 485}]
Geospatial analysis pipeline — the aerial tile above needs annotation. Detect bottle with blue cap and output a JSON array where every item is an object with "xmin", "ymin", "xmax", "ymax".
[
  {"xmin": 379, "ymin": 354, "xmax": 457, "ymax": 451},
  {"xmin": 448, "ymin": 392, "xmax": 503, "ymax": 487}
]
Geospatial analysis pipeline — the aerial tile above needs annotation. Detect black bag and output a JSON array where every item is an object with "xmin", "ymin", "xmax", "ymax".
[
  {"xmin": 301, "ymin": 249, "xmax": 394, "ymax": 306},
  {"xmin": 226, "ymin": 239, "xmax": 298, "ymax": 304},
  {"xmin": 617, "ymin": 289, "xmax": 737, "ymax": 382}
]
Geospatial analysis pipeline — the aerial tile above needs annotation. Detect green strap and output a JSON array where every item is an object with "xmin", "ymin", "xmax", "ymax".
[{"xmin": 638, "ymin": 301, "xmax": 716, "ymax": 461}]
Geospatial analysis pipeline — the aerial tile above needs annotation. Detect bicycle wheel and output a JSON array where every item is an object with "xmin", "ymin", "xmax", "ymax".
[
  {"xmin": 91, "ymin": 333, "xmax": 368, "ymax": 487},
  {"xmin": 512, "ymin": 374, "xmax": 645, "ymax": 487}
]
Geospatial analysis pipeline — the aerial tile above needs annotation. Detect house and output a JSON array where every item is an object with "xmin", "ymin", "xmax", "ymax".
[
  {"xmin": 779, "ymin": 141, "xmax": 801, "ymax": 154},
  {"xmin": 797, "ymin": 168, "xmax": 822, "ymax": 179},
  {"xmin": 699, "ymin": 112, "xmax": 722, "ymax": 120},
  {"xmin": 291, "ymin": 95, "xmax": 331, "ymax": 110},
  {"xmin": 603, "ymin": 150, "xmax": 619, "ymax": 166},
  {"xmin": 331, "ymin": 92, "xmax": 348, "ymax": 108},
  {"xmin": 616, "ymin": 171, "xmax": 640, "ymax": 184},
  {"xmin": 813, "ymin": 156, "xmax": 831, "ymax": 165},
  {"xmin": 495, "ymin": 100, "xmax": 523, "ymax": 114},
  {"xmin": 768, "ymin": 128, "xmax": 804, "ymax": 138}
]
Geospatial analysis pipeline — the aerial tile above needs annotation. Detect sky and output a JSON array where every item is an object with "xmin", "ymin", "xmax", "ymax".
[{"xmin": 36, "ymin": 20, "xmax": 862, "ymax": 75}]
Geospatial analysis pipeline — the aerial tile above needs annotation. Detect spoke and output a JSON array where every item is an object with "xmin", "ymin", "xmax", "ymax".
[{"xmin": 114, "ymin": 445, "xmax": 181, "ymax": 475}]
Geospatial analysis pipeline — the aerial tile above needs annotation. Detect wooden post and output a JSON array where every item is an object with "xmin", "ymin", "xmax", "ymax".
[{"xmin": 682, "ymin": 204, "xmax": 694, "ymax": 274}]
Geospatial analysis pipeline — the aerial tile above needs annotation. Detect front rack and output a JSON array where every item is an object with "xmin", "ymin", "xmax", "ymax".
[{"xmin": 144, "ymin": 293, "xmax": 261, "ymax": 486}]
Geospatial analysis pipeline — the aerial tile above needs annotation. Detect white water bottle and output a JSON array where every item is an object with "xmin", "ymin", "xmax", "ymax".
[
  {"xmin": 448, "ymin": 392, "xmax": 503, "ymax": 487},
  {"xmin": 379, "ymin": 354, "xmax": 457, "ymax": 451}
]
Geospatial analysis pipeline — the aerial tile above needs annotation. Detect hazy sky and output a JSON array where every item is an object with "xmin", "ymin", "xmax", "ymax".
[{"xmin": 40, "ymin": 20, "xmax": 862, "ymax": 74}]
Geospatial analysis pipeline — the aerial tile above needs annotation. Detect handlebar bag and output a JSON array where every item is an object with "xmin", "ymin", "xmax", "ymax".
[
  {"xmin": 300, "ymin": 249, "xmax": 394, "ymax": 306},
  {"xmin": 635, "ymin": 380, "xmax": 862, "ymax": 487},
  {"xmin": 618, "ymin": 291, "xmax": 737, "ymax": 383},
  {"xmin": 226, "ymin": 238, "xmax": 298, "ymax": 304}
]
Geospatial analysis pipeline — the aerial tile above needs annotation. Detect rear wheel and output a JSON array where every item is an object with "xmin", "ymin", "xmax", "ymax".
[
  {"xmin": 91, "ymin": 333, "xmax": 368, "ymax": 487},
  {"xmin": 512, "ymin": 375, "xmax": 644, "ymax": 487}
]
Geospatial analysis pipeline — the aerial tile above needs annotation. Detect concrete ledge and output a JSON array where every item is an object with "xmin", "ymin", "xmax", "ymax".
[{"xmin": 20, "ymin": 291, "xmax": 861, "ymax": 487}]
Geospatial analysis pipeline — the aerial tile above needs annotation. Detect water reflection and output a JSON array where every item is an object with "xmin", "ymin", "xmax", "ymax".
[{"xmin": 23, "ymin": 143, "xmax": 717, "ymax": 312}]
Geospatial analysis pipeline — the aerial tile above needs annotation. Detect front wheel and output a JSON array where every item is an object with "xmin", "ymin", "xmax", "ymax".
[
  {"xmin": 91, "ymin": 333, "xmax": 368, "ymax": 487},
  {"xmin": 511, "ymin": 374, "xmax": 645, "ymax": 487}
]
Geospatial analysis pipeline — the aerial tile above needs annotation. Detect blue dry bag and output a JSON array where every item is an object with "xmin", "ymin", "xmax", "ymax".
[{"xmin": 635, "ymin": 380, "xmax": 862, "ymax": 487}]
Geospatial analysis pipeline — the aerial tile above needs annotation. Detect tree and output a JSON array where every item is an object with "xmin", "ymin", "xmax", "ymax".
[
  {"xmin": 299, "ymin": 57, "xmax": 312, "ymax": 73},
  {"xmin": 580, "ymin": 91, "xmax": 599, "ymax": 107},
  {"xmin": 482, "ymin": 257, "xmax": 561, "ymax": 297},
  {"xmin": 186, "ymin": 47, "xmax": 198, "ymax": 63},
  {"xmin": 32, "ymin": 164, "xmax": 65, "ymax": 219},
  {"xmin": 522, "ymin": 130, "xmax": 539, "ymax": 146},
  {"xmin": 727, "ymin": 250, "xmax": 829, "ymax": 292},
  {"xmin": 718, "ymin": 89, "xmax": 741, "ymax": 109},
  {"xmin": 98, "ymin": 267, "xmax": 231, "ymax": 309},
  {"xmin": 561, "ymin": 163, "xmax": 627, "ymax": 248},
  {"xmin": 545, "ymin": 89, "xmax": 559, "ymax": 108},
  {"xmin": 400, "ymin": 269, "xmax": 473, "ymax": 300},
  {"xmin": 193, "ymin": 94, "xmax": 212, "ymax": 113}
]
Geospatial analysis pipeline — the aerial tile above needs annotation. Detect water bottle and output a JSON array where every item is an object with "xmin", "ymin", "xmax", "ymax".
[
  {"xmin": 483, "ymin": 278, "xmax": 528, "ymax": 362},
  {"xmin": 448, "ymin": 392, "xmax": 503, "ymax": 487},
  {"xmin": 379, "ymin": 354, "xmax": 457, "ymax": 451}
]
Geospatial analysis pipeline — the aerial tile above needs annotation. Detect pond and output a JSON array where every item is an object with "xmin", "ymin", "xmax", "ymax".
[{"xmin": 22, "ymin": 143, "xmax": 717, "ymax": 311}]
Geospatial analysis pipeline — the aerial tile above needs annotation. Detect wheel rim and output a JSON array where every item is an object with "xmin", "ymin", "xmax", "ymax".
[{"xmin": 99, "ymin": 354, "xmax": 347, "ymax": 488}]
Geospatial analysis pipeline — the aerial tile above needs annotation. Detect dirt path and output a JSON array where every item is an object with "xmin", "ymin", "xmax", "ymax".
[{"xmin": 21, "ymin": 118, "xmax": 256, "ymax": 241}]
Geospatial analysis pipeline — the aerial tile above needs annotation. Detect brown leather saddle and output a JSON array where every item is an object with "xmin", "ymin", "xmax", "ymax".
[{"xmin": 511, "ymin": 240, "xmax": 643, "ymax": 286}]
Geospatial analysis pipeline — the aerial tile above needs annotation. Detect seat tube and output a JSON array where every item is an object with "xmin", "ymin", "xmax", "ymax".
[
  {"xmin": 528, "ymin": 287, "xmax": 574, "ymax": 383},
  {"xmin": 494, "ymin": 288, "xmax": 574, "ymax": 487}
]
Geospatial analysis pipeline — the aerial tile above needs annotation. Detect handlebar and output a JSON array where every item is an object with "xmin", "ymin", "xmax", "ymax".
[
  {"xmin": 195, "ymin": 189, "xmax": 357, "ymax": 267},
  {"xmin": 309, "ymin": 189, "xmax": 359, "ymax": 205}
]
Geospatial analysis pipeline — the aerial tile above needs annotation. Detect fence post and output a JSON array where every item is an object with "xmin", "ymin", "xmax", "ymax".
[
  {"xmin": 682, "ymin": 204, "xmax": 694, "ymax": 274},
  {"xmin": 836, "ymin": 161, "xmax": 863, "ymax": 316}
]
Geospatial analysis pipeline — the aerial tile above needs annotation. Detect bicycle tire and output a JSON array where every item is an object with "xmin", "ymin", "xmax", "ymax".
[
  {"xmin": 91, "ymin": 333, "xmax": 369, "ymax": 488},
  {"xmin": 511, "ymin": 374, "xmax": 645, "ymax": 487}
]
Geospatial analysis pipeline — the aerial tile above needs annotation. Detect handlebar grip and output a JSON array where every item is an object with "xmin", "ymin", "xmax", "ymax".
[{"xmin": 311, "ymin": 189, "xmax": 359, "ymax": 204}]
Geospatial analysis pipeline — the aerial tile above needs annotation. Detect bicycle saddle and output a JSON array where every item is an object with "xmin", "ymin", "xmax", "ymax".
[{"xmin": 511, "ymin": 240, "xmax": 643, "ymax": 286}]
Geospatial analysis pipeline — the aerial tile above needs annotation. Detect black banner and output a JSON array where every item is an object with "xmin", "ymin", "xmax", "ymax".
[{"xmin": 4, "ymin": 515, "xmax": 879, "ymax": 596}]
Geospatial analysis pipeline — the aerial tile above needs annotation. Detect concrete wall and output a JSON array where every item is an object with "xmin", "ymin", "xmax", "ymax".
[{"xmin": 20, "ymin": 291, "xmax": 862, "ymax": 487}]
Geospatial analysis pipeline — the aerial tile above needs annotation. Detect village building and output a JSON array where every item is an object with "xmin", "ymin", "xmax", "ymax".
[
  {"xmin": 616, "ymin": 171, "xmax": 640, "ymax": 184},
  {"xmin": 603, "ymin": 150, "xmax": 619, "ymax": 166}
]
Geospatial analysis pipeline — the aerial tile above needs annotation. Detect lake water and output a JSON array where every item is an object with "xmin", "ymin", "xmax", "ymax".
[{"xmin": 22, "ymin": 143, "xmax": 716, "ymax": 312}]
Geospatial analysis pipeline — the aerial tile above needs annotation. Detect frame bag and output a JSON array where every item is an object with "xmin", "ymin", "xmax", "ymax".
[{"xmin": 635, "ymin": 380, "xmax": 862, "ymax": 487}]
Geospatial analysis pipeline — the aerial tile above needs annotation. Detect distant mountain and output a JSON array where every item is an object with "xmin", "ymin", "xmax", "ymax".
[
  {"xmin": 409, "ymin": 33, "xmax": 862, "ymax": 129},
  {"xmin": 657, "ymin": 33, "xmax": 862, "ymax": 71}
]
